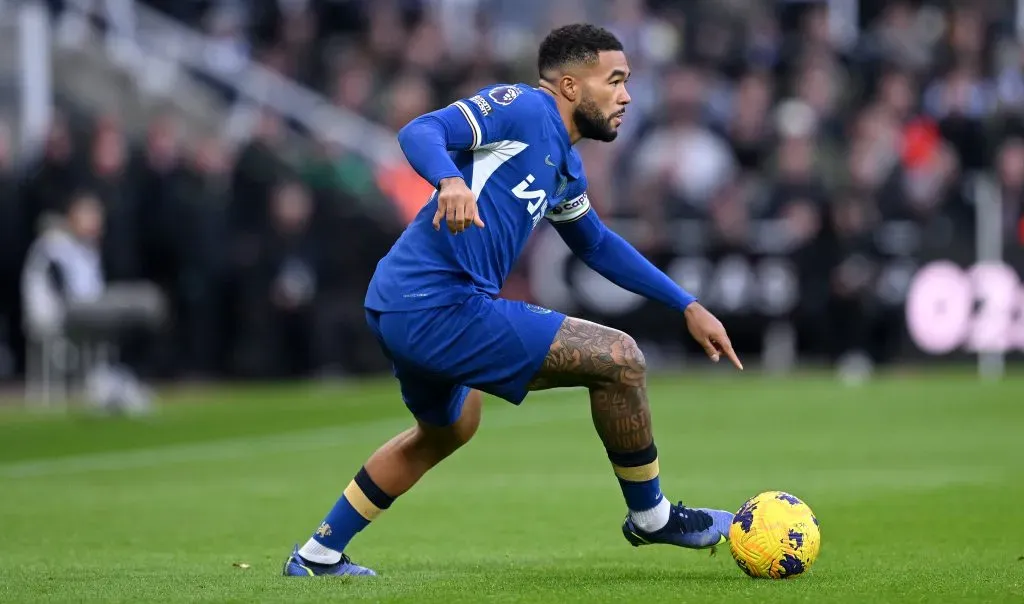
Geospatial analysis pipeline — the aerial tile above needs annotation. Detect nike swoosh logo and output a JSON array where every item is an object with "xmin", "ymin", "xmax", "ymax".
[{"xmin": 544, "ymin": 155, "xmax": 556, "ymax": 167}]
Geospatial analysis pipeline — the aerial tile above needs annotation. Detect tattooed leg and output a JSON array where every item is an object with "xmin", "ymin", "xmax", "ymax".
[
  {"xmin": 527, "ymin": 316, "xmax": 651, "ymax": 453},
  {"xmin": 526, "ymin": 317, "xmax": 735, "ymax": 546},
  {"xmin": 526, "ymin": 316, "xmax": 674, "ymax": 530}
]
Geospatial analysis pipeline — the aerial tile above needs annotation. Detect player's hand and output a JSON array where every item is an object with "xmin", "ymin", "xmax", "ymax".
[
  {"xmin": 684, "ymin": 302, "xmax": 743, "ymax": 370},
  {"xmin": 434, "ymin": 177, "xmax": 485, "ymax": 234}
]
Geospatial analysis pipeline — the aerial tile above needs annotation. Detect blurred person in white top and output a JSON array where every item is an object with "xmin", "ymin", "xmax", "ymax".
[
  {"xmin": 22, "ymin": 192, "xmax": 165, "ymax": 413},
  {"xmin": 22, "ymin": 192, "xmax": 106, "ymax": 332}
]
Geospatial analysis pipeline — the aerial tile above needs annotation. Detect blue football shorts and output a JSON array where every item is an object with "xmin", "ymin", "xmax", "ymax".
[{"xmin": 365, "ymin": 295, "xmax": 566, "ymax": 426}]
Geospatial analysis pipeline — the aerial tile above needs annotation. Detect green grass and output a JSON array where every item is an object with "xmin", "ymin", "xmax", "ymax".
[{"xmin": 0, "ymin": 374, "xmax": 1022, "ymax": 602}]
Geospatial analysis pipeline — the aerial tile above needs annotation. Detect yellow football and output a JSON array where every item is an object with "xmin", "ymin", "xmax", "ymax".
[{"xmin": 729, "ymin": 491, "xmax": 820, "ymax": 579}]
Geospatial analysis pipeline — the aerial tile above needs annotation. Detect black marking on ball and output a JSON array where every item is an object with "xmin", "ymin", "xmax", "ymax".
[
  {"xmin": 778, "ymin": 554, "xmax": 805, "ymax": 578},
  {"xmin": 733, "ymin": 499, "xmax": 757, "ymax": 533},
  {"xmin": 788, "ymin": 529, "xmax": 804, "ymax": 550},
  {"xmin": 776, "ymin": 493, "xmax": 802, "ymax": 506}
]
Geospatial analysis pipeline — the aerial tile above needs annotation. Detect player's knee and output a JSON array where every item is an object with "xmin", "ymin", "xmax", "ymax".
[
  {"xmin": 414, "ymin": 391, "xmax": 481, "ymax": 459},
  {"xmin": 413, "ymin": 423, "xmax": 473, "ymax": 461},
  {"xmin": 616, "ymin": 333, "xmax": 647, "ymax": 380}
]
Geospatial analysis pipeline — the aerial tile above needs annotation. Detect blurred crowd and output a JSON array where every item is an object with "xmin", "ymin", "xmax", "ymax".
[{"xmin": 3, "ymin": 0, "xmax": 1024, "ymax": 382}]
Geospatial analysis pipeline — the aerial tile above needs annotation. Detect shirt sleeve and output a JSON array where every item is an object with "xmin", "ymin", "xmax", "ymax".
[
  {"xmin": 549, "ymin": 184, "xmax": 697, "ymax": 312},
  {"xmin": 396, "ymin": 85, "xmax": 535, "ymax": 187}
]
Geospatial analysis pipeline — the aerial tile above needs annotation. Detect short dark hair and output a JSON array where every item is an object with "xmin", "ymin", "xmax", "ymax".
[{"xmin": 538, "ymin": 24, "xmax": 623, "ymax": 78}]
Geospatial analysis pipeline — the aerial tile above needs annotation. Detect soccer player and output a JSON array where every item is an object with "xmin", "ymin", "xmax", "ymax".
[{"xmin": 284, "ymin": 23, "xmax": 743, "ymax": 577}]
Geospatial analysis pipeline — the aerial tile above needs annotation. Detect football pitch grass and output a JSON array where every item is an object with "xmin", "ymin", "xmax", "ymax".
[{"xmin": 0, "ymin": 373, "xmax": 1021, "ymax": 603}]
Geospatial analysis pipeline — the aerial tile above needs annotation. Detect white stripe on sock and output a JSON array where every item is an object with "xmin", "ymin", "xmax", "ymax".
[
  {"xmin": 629, "ymin": 495, "xmax": 670, "ymax": 532},
  {"xmin": 298, "ymin": 538, "xmax": 342, "ymax": 564}
]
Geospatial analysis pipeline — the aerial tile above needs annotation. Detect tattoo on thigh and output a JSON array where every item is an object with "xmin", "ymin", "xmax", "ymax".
[
  {"xmin": 527, "ymin": 317, "xmax": 652, "ymax": 452},
  {"xmin": 527, "ymin": 318, "xmax": 645, "ymax": 389}
]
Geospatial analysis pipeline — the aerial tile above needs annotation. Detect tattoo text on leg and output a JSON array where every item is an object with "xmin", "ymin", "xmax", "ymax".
[{"xmin": 528, "ymin": 317, "xmax": 651, "ymax": 452}]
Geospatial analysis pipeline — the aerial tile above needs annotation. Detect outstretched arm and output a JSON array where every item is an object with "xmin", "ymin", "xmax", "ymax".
[
  {"xmin": 551, "ymin": 200, "xmax": 743, "ymax": 369},
  {"xmin": 552, "ymin": 203, "xmax": 695, "ymax": 311}
]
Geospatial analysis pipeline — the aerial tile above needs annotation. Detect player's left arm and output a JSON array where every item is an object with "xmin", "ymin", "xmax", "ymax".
[{"xmin": 549, "ymin": 192, "xmax": 743, "ymax": 369}]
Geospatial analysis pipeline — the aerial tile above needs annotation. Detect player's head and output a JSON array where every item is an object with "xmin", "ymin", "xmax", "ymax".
[{"xmin": 538, "ymin": 24, "xmax": 630, "ymax": 143}]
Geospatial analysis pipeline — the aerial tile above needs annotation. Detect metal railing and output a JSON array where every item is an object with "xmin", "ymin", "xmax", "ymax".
[{"xmin": 43, "ymin": 0, "xmax": 404, "ymax": 165}]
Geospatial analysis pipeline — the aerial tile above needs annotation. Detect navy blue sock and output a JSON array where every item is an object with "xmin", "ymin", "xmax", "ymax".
[
  {"xmin": 310, "ymin": 467, "xmax": 395, "ymax": 555},
  {"xmin": 607, "ymin": 443, "xmax": 664, "ymax": 511}
]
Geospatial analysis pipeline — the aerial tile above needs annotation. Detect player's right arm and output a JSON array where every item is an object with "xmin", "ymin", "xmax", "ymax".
[{"xmin": 397, "ymin": 87, "xmax": 527, "ymax": 233}]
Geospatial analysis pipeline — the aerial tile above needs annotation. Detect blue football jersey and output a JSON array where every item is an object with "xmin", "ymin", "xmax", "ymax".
[{"xmin": 365, "ymin": 84, "xmax": 593, "ymax": 311}]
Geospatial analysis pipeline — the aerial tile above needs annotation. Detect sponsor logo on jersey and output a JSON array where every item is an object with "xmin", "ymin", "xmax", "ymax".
[
  {"xmin": 511, "ymin": 174, "xmax": 549, "ymax": 229},
  {"xmin": 525, "ymin": 303, "xmax": 552, "ymax": 315},
  {"xmin": 469, "ymin": 94, "xmax": 492, "ymax": 116},
  {"xmin": 488, "ymin": 85, "xmax": 521, "ymax": 106}
]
